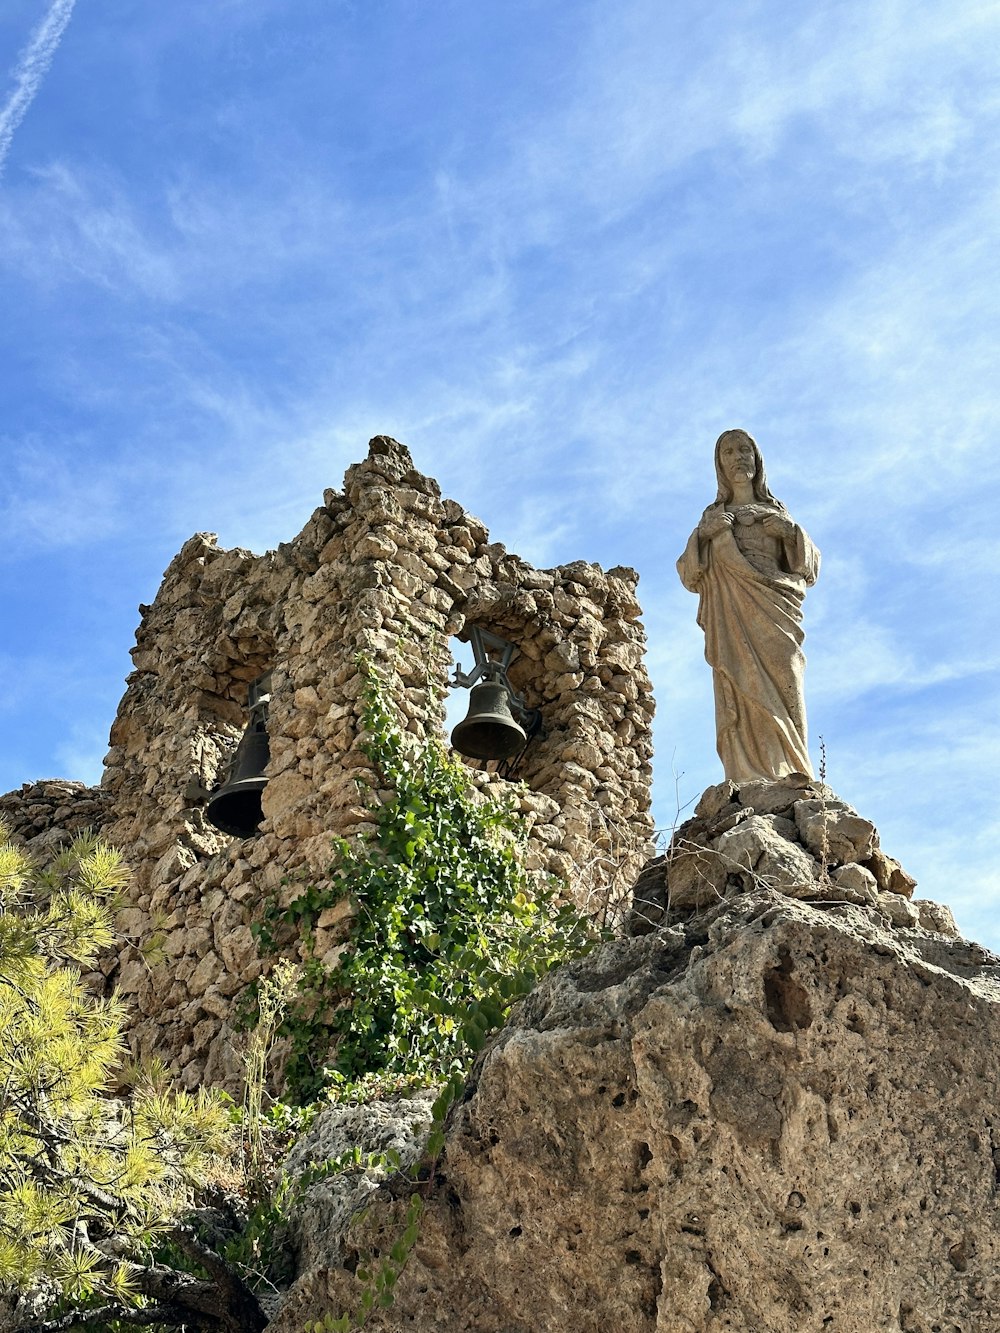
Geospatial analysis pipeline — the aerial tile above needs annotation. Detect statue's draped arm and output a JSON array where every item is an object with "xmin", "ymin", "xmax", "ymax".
[{"xmin": 780, "ymin": 521, "xmax": 820, "ymax": 586}]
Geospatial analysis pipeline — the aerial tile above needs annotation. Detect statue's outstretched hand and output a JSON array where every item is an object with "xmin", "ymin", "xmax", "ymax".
[{"xmin": 699, "ymin": 509, "xmax": 734, "ymax": 540}]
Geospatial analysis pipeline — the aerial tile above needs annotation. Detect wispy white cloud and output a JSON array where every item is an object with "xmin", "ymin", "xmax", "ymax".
[
  {"xmin": 3, "ymin": 0, "xmax": 994, "ymax": 595},
  {"xmin": 414, "ymin": 0, "xmax": 999, "ymax": 255},
  {"xmin": 0, "ymin": 0, "xmax": 77, "ymax": 179},
  {"xmin": 811, "ymin": 624, "xmax": 998, "ymax": 704},
  {"xmin": 0, "ymin": 163, "xmax": 189, "ymax": 298},
  {"xmin": 0, "ymin": 436, "xmax": 129, "ymax": 553},
  {"xmin": 820, "ymin": 712, "xmax": 1000, "ymax": 948}
]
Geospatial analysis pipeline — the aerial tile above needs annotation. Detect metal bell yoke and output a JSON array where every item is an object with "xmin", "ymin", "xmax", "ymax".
[{"xmin": 450, "ymin": 627, "xmax": 540, "ymax": 762}]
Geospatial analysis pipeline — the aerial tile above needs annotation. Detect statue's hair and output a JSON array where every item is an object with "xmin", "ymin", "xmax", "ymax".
[{"xmin": 714, "ymin": 429, "xmax": 780, "ymax": 506}]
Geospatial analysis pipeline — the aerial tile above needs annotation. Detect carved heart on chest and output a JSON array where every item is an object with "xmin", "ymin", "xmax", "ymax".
[{"xmin": 729, "ymin": 503, "xmax": 773, "ymax": 526}]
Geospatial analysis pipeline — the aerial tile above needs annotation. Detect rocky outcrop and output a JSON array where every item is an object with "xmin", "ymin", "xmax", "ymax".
[
  {"xmin": 628, "ymin": 776, "xmax": 927, "ymax": 933},
  {"xmin": 269, "ymin": 889, "xmax": 1000, "ymax": 1333},
  {"xmin": 281, "ymin": 1091, "xmax": 436, "ymax": 1280}
]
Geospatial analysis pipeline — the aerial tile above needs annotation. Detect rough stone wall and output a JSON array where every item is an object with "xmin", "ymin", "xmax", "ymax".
[
  {"xmin": 0, "ymin": 780, "xmax": 111, "ymax": 853},
  {"xmin": 18, "ymin": 436, "xmax": 652, "ymax": 1090}
]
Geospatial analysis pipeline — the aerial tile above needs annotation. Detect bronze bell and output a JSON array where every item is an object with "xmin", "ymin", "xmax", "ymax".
[
  {"xmin": 206, "ymin": 675, "xmax": 271, "ymax": 838},
  {"xmin": 451, "ymin": 677, "xmax": 527, "ymax": 761}
]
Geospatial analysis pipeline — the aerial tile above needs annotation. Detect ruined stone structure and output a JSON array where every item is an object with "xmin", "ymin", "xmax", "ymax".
[
  {"xmin": 0, "ymin": 437, "xmax": 655, "ymax": 1090},
  {"xmin": 0, "ymin": 780, "xmax": 111, "ymax": 851}
]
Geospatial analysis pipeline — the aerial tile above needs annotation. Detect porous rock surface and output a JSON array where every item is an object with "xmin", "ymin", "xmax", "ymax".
[
  {"xmin": 269, "ymin": 889, "xmax": 1000, "ymax": 1333},
  {"xmin": 281, "ymin": 1090, "xmax": 436, "ymax": 1277}
]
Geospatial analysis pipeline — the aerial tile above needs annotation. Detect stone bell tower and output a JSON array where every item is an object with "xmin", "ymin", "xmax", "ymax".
[{"xmin": 3, "ymin": 437, "xmax": 656, "ymax": 1089}]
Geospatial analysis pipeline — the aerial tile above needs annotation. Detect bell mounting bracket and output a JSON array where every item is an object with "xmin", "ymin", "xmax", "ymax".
[
  {"xmin": 451, "ymin": 626, "xmax": 541, "ymax": 737},
  {"xmin": 247, "ymin": 671, "xmax": 272, "ymax": 730}
]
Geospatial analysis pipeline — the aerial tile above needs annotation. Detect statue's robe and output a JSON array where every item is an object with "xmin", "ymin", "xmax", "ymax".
[{"xmin": 677, "ymin": 502, "xmax": 820, "ymax": 783}]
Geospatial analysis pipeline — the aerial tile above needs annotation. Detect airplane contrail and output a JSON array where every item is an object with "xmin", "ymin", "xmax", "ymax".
[{"xmin": 0, "ymin": 0, "xmax": 78, "ymax": 179}]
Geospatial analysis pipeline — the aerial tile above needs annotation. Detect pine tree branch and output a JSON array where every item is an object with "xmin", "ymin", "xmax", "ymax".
[
  {"xmin": 11, "ymin": 1149, "xmax": 135, "ymax": 1228},
  {"xmin": 22, "ymin": 1228, "xmax": 269, "ymax": 1333},
  {"xmin": 25, "ymin": 1301, "xmax": 208, "ymax": 1332},
  {"xmin": 168, "ymin": 1224, "xmax": 269, "ymax": 1332}
]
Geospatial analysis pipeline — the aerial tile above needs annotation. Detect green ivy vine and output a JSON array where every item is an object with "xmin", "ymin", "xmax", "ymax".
[{"xmin": 251, "ymin": 658, "xmax": 597, "ymax": 1104}]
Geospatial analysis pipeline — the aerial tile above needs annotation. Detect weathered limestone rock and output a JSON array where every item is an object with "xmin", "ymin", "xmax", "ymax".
[
  {"xmin": 724, "ymin": 774, "xmax": 811, "ymax": 816},
  {"xmin": 878, "ymin": 891, "xmax": 921, "ymax": 929},
  {"xmin": 281, "ymin": 1092, "xmax": 436, "ymax": 1277},
  {"xmin": 915, "ymin": 899, "xmax": 960, "ymax": 939},
  {"xmin": 831, "ymin": 861, "xmax": 878, "ymax": 904},
  {"xmin": 717, "ymin": 814, "xmax": 817, "ymax": 894},
  {"xmin": 269, "ymin": 890, "xmax": 1000, "ymax": 1333},
  {"xmin": 793, "ymin": 798, "xmax": 876, "ymax": 866},
  {"xmin": 628, "ymin": 779, "xmax": 916, "ymax": 938},
  {"xmin": 869, "ymin": 846, "xmax": 919, "ymax": 898},
  {"xmin": 664, "ymin": 843, "xmax": 730, "ymax": 911}
]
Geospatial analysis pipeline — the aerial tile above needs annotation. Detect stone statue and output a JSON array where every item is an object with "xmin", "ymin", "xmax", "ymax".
[{"xmin": 677, "ymin": 429, "xmax": 820, "ymax": 783}]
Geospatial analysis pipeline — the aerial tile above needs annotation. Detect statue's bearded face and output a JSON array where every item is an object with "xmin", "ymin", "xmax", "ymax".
[{"xmin": 718, "ymin": 432, "xmax": 757, "ymax": 486}]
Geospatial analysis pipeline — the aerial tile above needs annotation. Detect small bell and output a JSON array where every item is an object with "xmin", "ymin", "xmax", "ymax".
[
  {"xmin": 451, "ymin": 677, "xmax": 527, "ymax": 761},
  {"xmin": 205, "ymin": 674, "xmax": 271, "ymax": 838}
]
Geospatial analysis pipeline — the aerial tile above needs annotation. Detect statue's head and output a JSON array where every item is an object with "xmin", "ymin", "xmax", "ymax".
[{"xmin": 714, "ymin": 428, "xmax": 776, "ymax": 504}]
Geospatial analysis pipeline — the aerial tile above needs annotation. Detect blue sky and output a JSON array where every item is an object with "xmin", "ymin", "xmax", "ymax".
[{"xmin": 2, "ymin": 0, "xmax": 999, "ymax": 944}]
